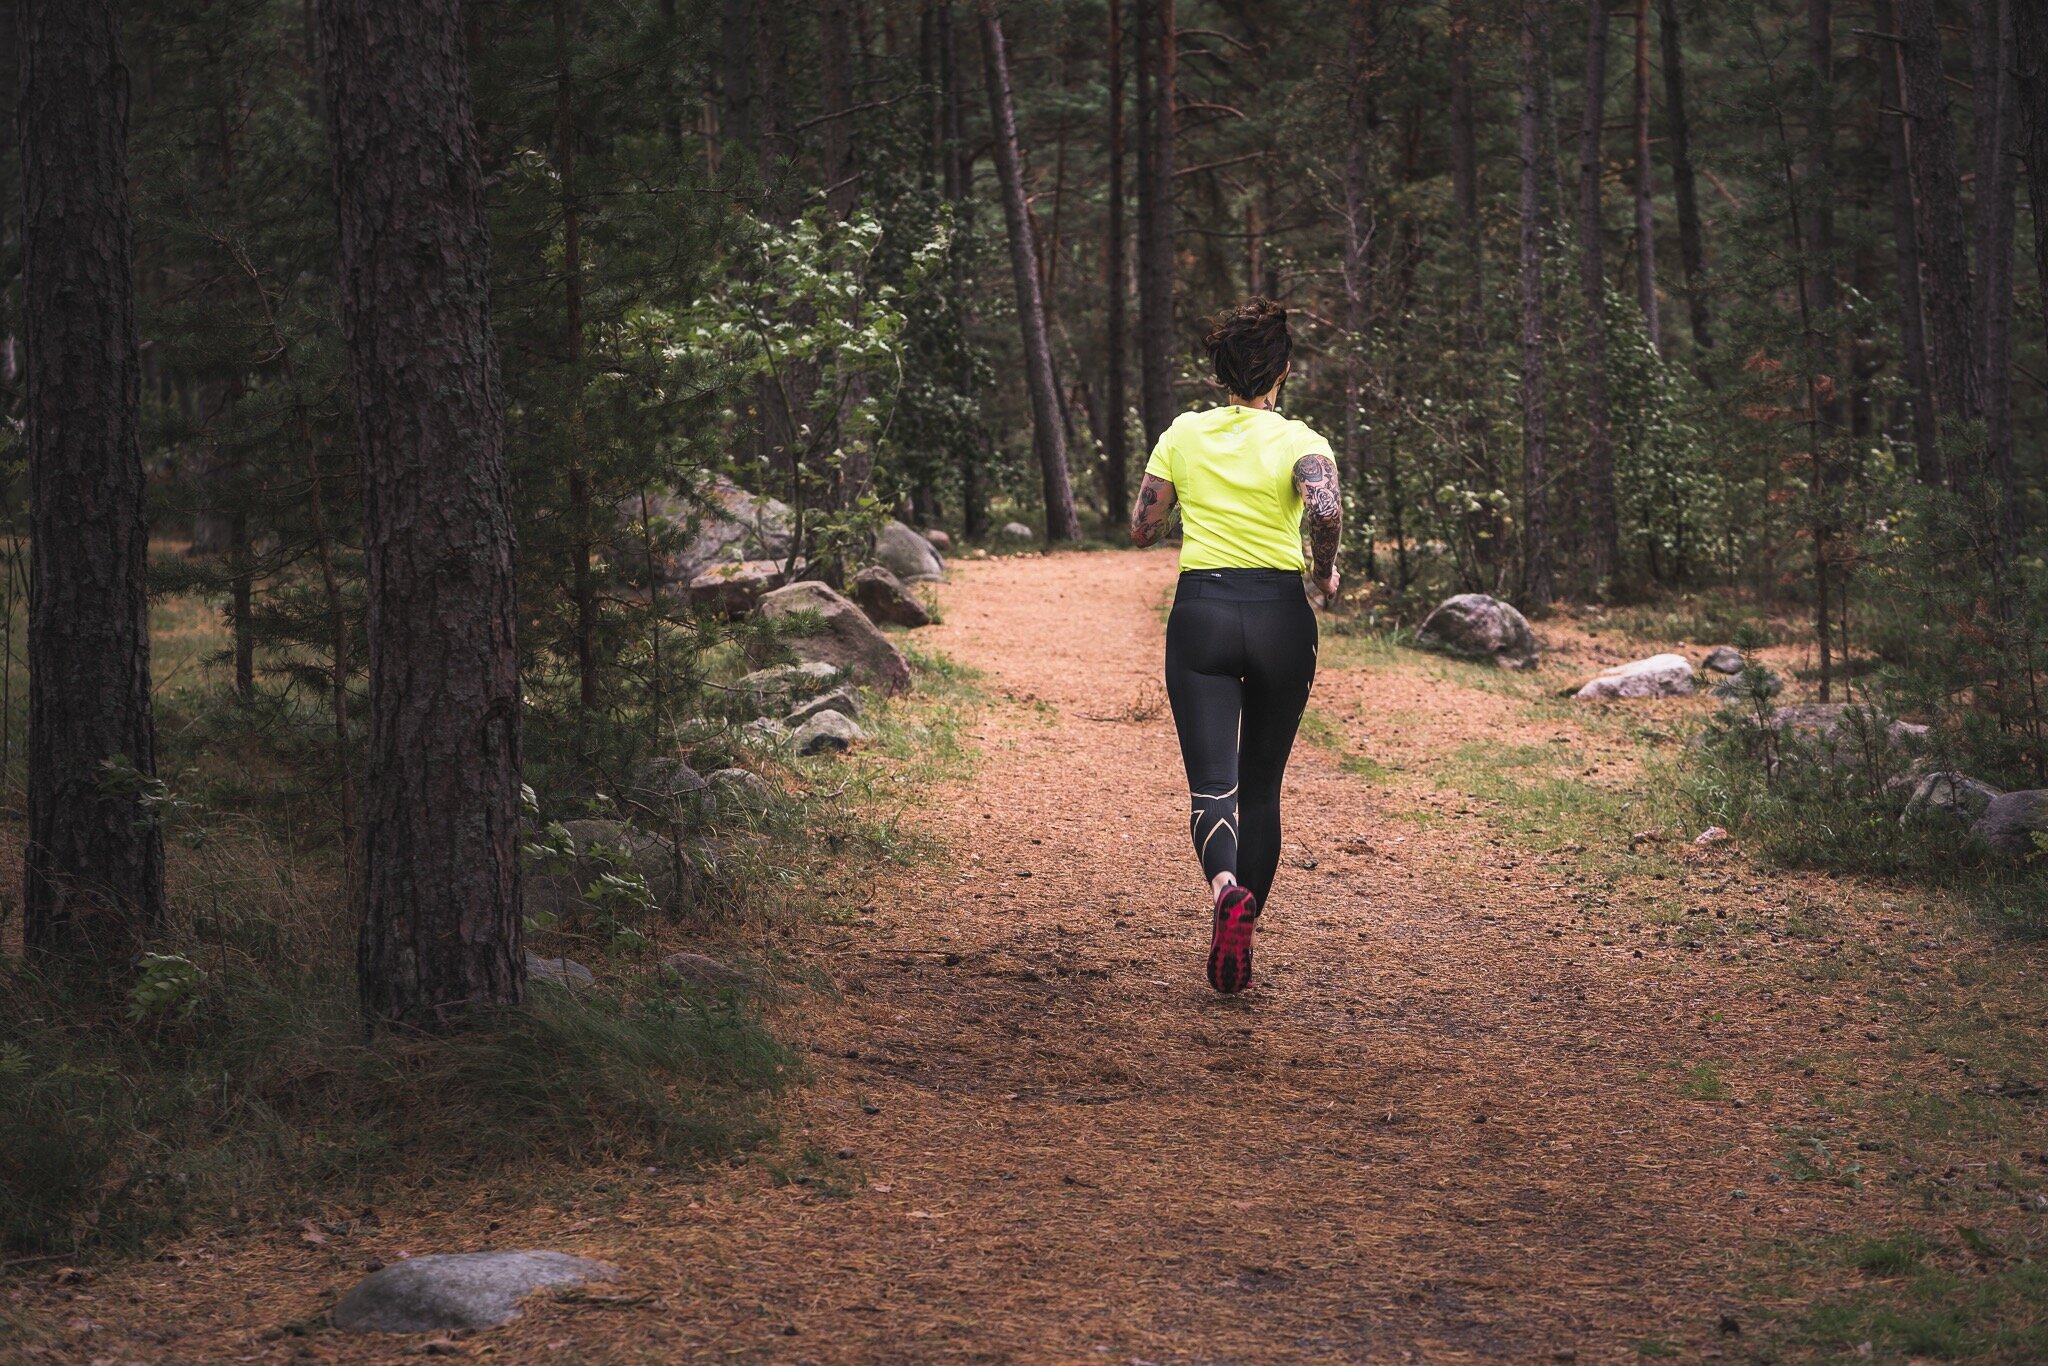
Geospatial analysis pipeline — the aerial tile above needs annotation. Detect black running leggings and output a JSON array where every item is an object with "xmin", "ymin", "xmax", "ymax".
[{"xmin": 1163, "ymin": 568, "xmax": 1318, "ymax": 906}]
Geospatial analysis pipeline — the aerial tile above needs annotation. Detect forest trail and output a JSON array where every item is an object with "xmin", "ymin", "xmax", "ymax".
[{"xmin": 49, "ymin": 549, "xmax": 1980, "ymax": 1363}]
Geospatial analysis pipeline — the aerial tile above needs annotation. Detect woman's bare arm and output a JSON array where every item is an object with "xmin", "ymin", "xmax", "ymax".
[
  {"xmin": 1294, "ymin": 452, "xmax": 1341, "ymax": 584},
  {"xmin": 1130, "ymin": 473, "xmax": 1178, "ymax": 547}
]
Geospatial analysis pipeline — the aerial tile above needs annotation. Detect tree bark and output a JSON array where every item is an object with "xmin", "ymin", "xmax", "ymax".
[
  {"xmin": 1655, "ymin": 0, "xmax": 1711, "ymax": 356},
  {"xmin": 1970, "ymin": 0, "xmax": 2018, "ymax": 540},
  {"xmin": 1804, "ymin": 0, "xmax": 1835, "ymax": 323},
  {"xmin": 720, "ymin": 0, "xmax": 753, "ymax": 152},
  {"xmin": 1449, "ymin": 0, "xmax": 1497, "ymax": 588},
  {"xmin": 978, "ymin": 2, "xmax": 1081, "ymax": 542},
  {"xmin": 555, "ymin": 0, "xmax": 597, "ymax": 711},
  {"xmin": 317, "ymin": 0, "xmax": 525, "ymax": 1029},
  {"xmin": 19, "ymin": 0, "xmax": 167, "ymax": 966},
  {"xmin": 820, "ymin": 0, "xmax": 857, "ymax": 218},
  {"xmin": 1896, "ymin": 0, "xmax": 1983, "ymax": 483},
  {"xmin": 1104, "ymin": 0, "xmax": 1130, "ymax": 520},
  {"xmin": 2018, "ymin": 0, "xmax": 2048, "ymax": 354},
  {"xmin": 1342, "ymin": 0, "xmax": 1377, "ymax": 537},
  {"xmin": 1631, "ymin": 0, "xmax": 1660, "ymax": 353},
  {"xmin": 1136, "ymin": 0, "xmax": 1176, "ymax": 445},
  {"xmin": 1577, "ymin": 0, "xmax": 1621, "ymax": 591},
  {"xmin": 1517, "ymin": 0, "xmax": 1554, "ymax": 608},
  {"xmin": 1877, "ymin": 14, "xmax": 1941, "ymax": 483}
]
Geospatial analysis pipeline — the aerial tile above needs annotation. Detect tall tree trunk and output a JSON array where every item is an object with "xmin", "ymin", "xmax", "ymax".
[
  {"xmin": 1517, "ymin": 0, "xmax": 1554, "ymax": 608},
  {"xmin": 1136, "ymin": 0, "xmax": 1176, "ymax": 445},
  {"xmin": 937, "ymin": 2, "xmax": 986, "ymax": 537},
  {"xmin": 820, "ymin": 0, "xmax": 857, "ymax": 218},
  {"xmin": 2018, "ymin": 0, "xmax": 2048, "ymax": 351},
  {"xmin": 1896, "ymin": 0, "xmax": 1983, "ymax": 484},
  {"xmin": 1655, "ymin": 0, "xmax": 1711, "ymax": 356},
  {"xmin": 1450, "ymin": 0, "xmax": 1496, "ymax": 589},
  {"xmin": 720, "ymin": 0, "xmax": 753, "ymax": 152},
  {"xmin": 1631, "ymin": 0, "xmax": 1660, "ymax": 353},
  {"xmin": 1577, "ymin": 0, "xmax": 1621, "ymax": 591},
  {"xmin": 555, "ymin": 0, "xmax": 597, "ymax": 711},
  {"xmin": 1104, "ymin": 0, "xmax": 1130, "ymax": 519},
  {"xmin": 317, "ymin": 0, "xmax": 525, "ymax": 1029},
  {"xmin": 1877, "ymin": 15, "xmax": 1942, "ymax": 483},
  {"xmin": 1804, "ymin": 0, "xmax": 1835, "ymax": 328},
  {"xmin": 19, "ymin": 0, "xmax": 167, "ymax": 966},
  {"xmin": 1971, "ymin": 0, "xmax": 2018, "ymax": 541},
  {"xmin": 1342, "ymin": 0, "xmax": 1377, "ymax": 561},
  {"xmin": 979, "ymin": 2, "xmax": 1081, "ymax": 542}
]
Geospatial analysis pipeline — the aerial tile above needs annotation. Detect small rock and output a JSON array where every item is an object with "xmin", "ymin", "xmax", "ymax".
[
  {"xmin": 686, "ymin": 559, "xmax": 796, "ymax": 617},
  {"xmin": 999, "ymin": 521, "xmax": 1036, "ymax": 542},
  {"xmin": 739, "ymin": 661, "xmax": 841, "ymax": 711},
  {"xmin": 741, "ymin": 716, "xmax": 789, "ymax": 744},
  {"xmin": 1970, "ymin": 789, "xmax": 2048, "ymax": 855},
  {"xmin": 851, "ymin": 565, "xmax": 932, "ymax": 629},
  {"xmin": 786, "ymin": 686, "xmax": 862, "ymax": 727},
  {"xmin": 923, "ymin": 528, "xmax": 951, "ymax": 551},
  {"xmin": 1701, "ymin": 646, "xmax": 1745, "ymax": 674},
  {"xmin": 1575, "ymin": 654, "xmax": 1696, "ymax": 700},
  {"xmin": 792, "ymin": 709, "xmax": 864, "ymax": 756},
  {"xmin": 706, "ymin": 767, "xmax": 776, "ymax": 812},
  {"xmin": 658, "ymin": 951, "xmax": 753, "ymax": 991},
  {"xmin": 524, "ymin": 819, "xmax": 684, "ymax": 923},
  {"xmin": 627, "ymin": 757, "xmax": 708, "ymax": 808},
  {"xmin": 525, "ymin": 955, "xmax": 594, "ymax": 989},
  {"xmin": 757, "ymin": 581, "xmax": 913, "ymax": 696},
  {"xmin": 332, "ymin": 1251, "xmax": 618, "ymax": 1333},
  {"xmin": 874, "ymin": 520, "xmax": 946, "ymax": 582},
  {"xmin": 1901, "ymin": 771, "xmax": 2003, "ymax": 825},
  {"xmin": 1711, "ymin": 668, "xmax": 1784, "ymax": 701},
  {"xmin": 1413, "ymin": 594, "xmax": 1540, "ymax": 670},
  {"xmin": 1693, "ymin": 826, "xmax": 1732, "ymax": 847}
]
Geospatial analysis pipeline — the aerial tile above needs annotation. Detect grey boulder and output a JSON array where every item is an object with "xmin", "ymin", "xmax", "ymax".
[
  {"xmin": 706, "ymin": 767, "xmax": 777, "ymax": 813},
  {"xmin": 874, "ymin": 520, "xmax": 946, "ymax": 582},
  {"xmin": 659, "ymin": 951, "xmax": 754, "ymax": 992},
  {"xmin": 687, "ymin": 559, "xmax": 796, "ymax": 617},
  {"xmin": 628, "ymin": 757, "xmax": 708, "ymax": 808},
  {"xmin": 525, "ymin": 818, "xmax": 680, "ymax": 922},
  {"xmin": 525, "ymin": 955, "xmax": 594, "ymax": 989},
  {"xmin": 1902, "ymin": 771, "xmax": 2003, "ymax": 825},
  {"xmin": 924, "ymin": 528, "xmax": 952, "ymax": 551},
  {"xmin": 1970, "ymin": 790, "xmax": 2048, "ymax": 855},
  {"xmin": 332, "ymin": 1251, "xmax": 618, "ymax": 1334},
  {"xmin": 785, "ymin": 686, "xmax": 862, "ymax": 727},
  {"xmin": 758, "ymin": 581, "xmax": 912, "ymax": 696},
  {"xmin": 1576, "ymin": 653, "xmax": 1696, "ymax": 700},
  {"xmin": 1702, "ymin": 646, "xmax": 1745, "ymax": 674},
  {"xmin": 1413, "ymin": 594, "xmax": 1540, "ymax": 670},
  {"xmin": 852, "ymin": 565, "xmax": 932, "ymax": 629},
  {"xmin": 641, "ymin": 476, "xmax": 793, "ymax": 584},
  {"xmin": 1711, "ymin": 668, "xmax": 1784, "ymax": 701},
  {"xmin": 792, "ymin": 708, "xmax": 864, "ymax": 755},
  {"xmin": 999, "ymin": 521, "xmax": 1036, "ymax": 541},
  {"xmin": 739, "ymin": 661, "xmax": 841, "ymax": 711}
]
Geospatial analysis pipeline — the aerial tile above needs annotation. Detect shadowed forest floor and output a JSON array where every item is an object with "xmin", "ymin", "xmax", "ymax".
[{"xmin": 12, "ymin": 549, "xmax": 2048, "ymax": 1362}]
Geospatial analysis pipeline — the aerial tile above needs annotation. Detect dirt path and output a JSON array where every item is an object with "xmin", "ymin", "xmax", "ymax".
[{"xmin": 34, "ymin": 548, "xmax": 2018, "ymax": 1362}]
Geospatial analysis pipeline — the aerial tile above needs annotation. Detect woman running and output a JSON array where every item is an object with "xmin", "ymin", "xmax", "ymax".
[{"xmin": 1129, "ymin": 298, "xmax": 1341, "ymax": 995}]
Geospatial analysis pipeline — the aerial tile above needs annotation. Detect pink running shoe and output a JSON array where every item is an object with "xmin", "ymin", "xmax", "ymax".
[{"xmin": 1207, "ymin": 884, "xmax": 1260, "ymax": 994}]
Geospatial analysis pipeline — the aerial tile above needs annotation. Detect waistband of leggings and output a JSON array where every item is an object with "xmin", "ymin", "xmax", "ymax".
[{"xmin": 1174, "ymin": 567, "xmax": 1307, "ymax": 602}]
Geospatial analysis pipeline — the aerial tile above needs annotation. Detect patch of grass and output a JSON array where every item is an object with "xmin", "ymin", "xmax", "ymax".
[
  {"xmin": 1677, "ymin": 1062, "xmax": 1730, "ymax": 1101},
  {"xmin": 1299, "ymin": 708, "xmax": 1393, "ymax": 782},
  {"xmin": 1770, "ymin": 1229, "xmax": 2048, "ymax": 1362}
]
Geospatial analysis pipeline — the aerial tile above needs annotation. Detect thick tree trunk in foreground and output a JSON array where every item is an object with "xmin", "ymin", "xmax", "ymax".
[
  {"xmin": 1877, "ymin": 16, "xmax": 1941, "ymax": 483},
  {"xmin": 1517, "ymin": 0, "xmax": 1554, "ymax": 608},
  {"xmin": 1576, "ymin": 0, "xmax": 1620, "ymax": 591},
  {"xmin": 2018, "ymin": 0, "xmax": 2048, "ymax": 353},
  {"xmin": 1896, "ymin": 0, "xmax": 1983, "ymax": 484},
  {"xmin": 979, "ymin": 3, "xmax": 1081, "ymax": 542},
  {"xmin": 19, "ymin": 0, "xmax": 167, "ymax": 966},
  {"xmin": 1135, "ymin": 0, "xmax": 1176, "ymax": 445},
  {"xmin": 1656, "ymin": 0, "xmax": 1711, "ymax": 356},
  {"xmin": 317, "ymin": 0, "xmax": 524, "ymax": 1030},
  {"xmin": 1104, "ymin": 0, "xmax": 1130, "ymax": 519}
]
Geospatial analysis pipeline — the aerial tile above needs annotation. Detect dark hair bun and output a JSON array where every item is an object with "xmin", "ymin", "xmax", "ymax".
[{"xmin": 1203, "ymin": 296, "xmax": 1292, "ymax": 402}]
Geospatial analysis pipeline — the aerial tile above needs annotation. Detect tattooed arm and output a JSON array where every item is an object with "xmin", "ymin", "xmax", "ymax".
[
  {"xmin": 1130, "ymin": 473, "xmax": 1178, "ymax": 548},
  {"xmin": 1294, "ymin": 452, "xmax": 1342, "ymax": 592}
]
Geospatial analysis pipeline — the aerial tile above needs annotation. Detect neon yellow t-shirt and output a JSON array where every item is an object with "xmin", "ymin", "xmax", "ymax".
[{"xmin": 1143, "ymin": 406, "xmax": 1332, "ymax": 572}]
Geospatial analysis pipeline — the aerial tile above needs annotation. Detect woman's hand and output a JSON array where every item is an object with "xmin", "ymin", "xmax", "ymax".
[{"xmin": 1315, "ymin": 567, "xmax": 1339, "ymax": 599}]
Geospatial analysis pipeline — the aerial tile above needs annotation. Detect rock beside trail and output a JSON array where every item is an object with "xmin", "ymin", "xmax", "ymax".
[
  {"xmin": 792, "ymin": 709, "xmax": 864, "ymax": 755},
  {"xmin": 525, "ymin": 818, "xmax": 680, "ymax": 922},
  {"xmin": 740, "ymin": 661, "xmax": 841, "ymax": 711},
  {"xmin": 1901, "ymin": 771, "xmax": 2003, "ymax": 824},
  {"xmin": 333, "ymin": 1252, "xmax": 618, "ymax": 1334},
  {"xmin": 1575, "ymin": 653, "xmax": 1696, "ymax": 700},
  {"xmin": 999, "ymin": 521, "xmax": 1035, "ymax": 542},
  {"xmin": 628, "ymin": 757, "xmax": 708, "ymax": 809},
  {"xmin": 1711, "ymin": 668, "xmax": 1784, "ymax": 701},
  {"xmin": 852, "ymin": 565, "xmax": 932, "ymax": 629},
  {"xmin": 785, "ymin": 686, "xmax": 861, "ymax": 727},
  {"xmin": 1971, "ymin": 790, "xmax": 2048, "ymax": 855},
  {"xmin": 687, "ymin": 559, "xmax": 797, "ymax": 617},
  {"xmin": 924, "ymin": 528, "xmax": 952, "ymax": 551},
  {"xmin": 1769, "ymin": 703, "xmax": 1928, "ymax": 748},
  {"xmin": 525, "ymin": 955, "xmax": 594, "ymax": 989},
  {"xmin": 874, "ymin": 520, "xmax": 946, "ymax": 582},
  {"xmin": 659, "ymin": 951, "xmax": 754, "ymax": 992},
  {"xmin": 1413, "ymin": 594, "xmax": 1540, "ymax": 670},
  {"xmin": 758, "ymin": 581, "xmax": 912, "ymax": 696},
  {"xmin": 643, "ymin": 476, "xmax": 793, "ymax": 584},
  {"xmin": 1702, "ymin": 646, "xmax": 1745, "ymax": 674},
  {"xmin": 706, "ymin": 767, "xmax": 777, "ymax": 812}
]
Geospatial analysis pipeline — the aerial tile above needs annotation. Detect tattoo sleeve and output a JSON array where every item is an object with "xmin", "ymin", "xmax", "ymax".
[
  {"xmin": 1130, "ymin": 473, "xmax": 1177, "ymax": 548},
  {"xmin": 1294, "ymin": 452, "xmax": 1342, "ymax": 579}
]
